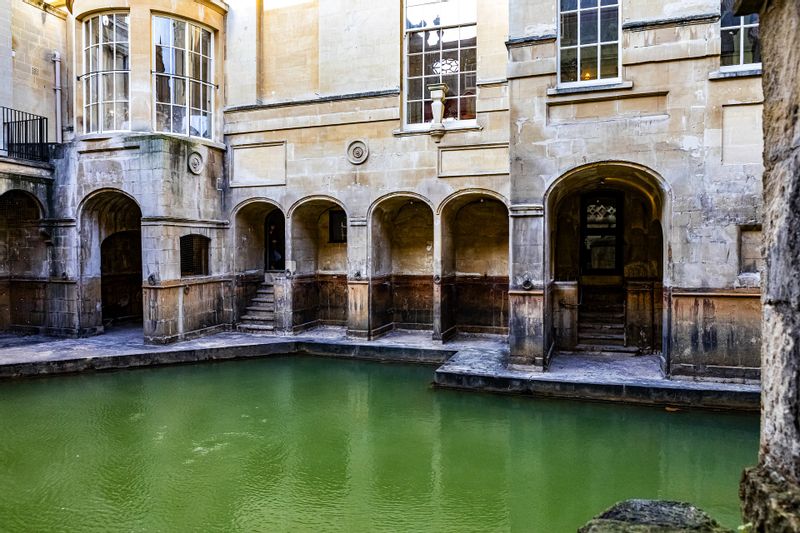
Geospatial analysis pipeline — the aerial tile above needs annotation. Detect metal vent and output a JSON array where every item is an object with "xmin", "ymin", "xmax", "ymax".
[{"xmin": 180, "ymin": 234, "xmax": 210, "ymax": 277}]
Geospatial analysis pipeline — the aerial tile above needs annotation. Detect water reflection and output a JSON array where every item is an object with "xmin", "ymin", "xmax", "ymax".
[{"xmin": 0, "ymin": 357, "xmax": 757, "ymax": 531}]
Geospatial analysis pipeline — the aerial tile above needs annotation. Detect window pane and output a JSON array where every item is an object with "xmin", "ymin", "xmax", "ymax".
[
  {"xmin": 155, "ymin": 75, "xmax": 171, "ymax": 103},
  {"xmin": 600, "ymin": 43, "xmax": 618, "ymax": 78},
  {"xmin": 103, "ymin": 103, "xmax": 115, "ymax": 131},
  {"xmin": 460, "ymin": 96, "xmax": 476, "ymax": 120},
  {"xmin": 744, "ymin": 14, "xmax": 759, "ymax": 25},
  {"xmin": 101, "ymin": 43, "xmax": 114, "ymax": 71},
  {"xmin": 154, "ymin": 45, "xmax": 170, "ymax": 74},
  {"xmin": 721, "ymin": 27, "xmax": 740, "ymax": 66},
  {"xmin": 460, "ymin": 72, "xmax": 476, "ymax": 96},
  {"xmin": 423, "ymin": 76, "xmax": 439, "ymax": 98},
  {"xmin": 580, "ymin": 9, "xmax": 598, "ymax": 44},
  {"xmin": 600, "ymin": 7, "xmax": 618, "ymax": 42},
  {"xmin": 580, "ymin": 45, "xmax": 598, "ymax": 81},
  {"xmin": 204, "ymin": 84, "xmax": 212, "ymax": 112},
  {"xmin": 720, "ymin": 0, "xmax": 739, "ymax": 28},
  {"xmin": 407, "ymin": 77, "xmax": 423, "ymax": 100},
  {"xmin": 116, "ymin": 102, "xmax": 129, "ymax": 130},
  {"xmin": 89, "ymin": 104, "xmax": 98, "ymax": 133},
  {"xmin": 407, "ymin": 101, "xmax": 422, "ymax": 124},
  {"xmin": 156, "ymin": 104, "xmax": 170, "ymax": 132},
  {"xmin": 115, "ymin": 15, "xmax": 129, "ymax": 44},
  {"xmin": 408, "ymin": 54, "xmax": 423, "ymax": 77},
  {"xmin": 89, "ymin": 74, "xmax": 98, "ymax": 104},
  {"xmin": 190, "ymin": 26, "xmax": 202, "ymax": 54},
  {"xmin": 561, "ymin": 12, "xmax": 578, "ymax": 47},
  {"xmin": 173, "ymin": 78, "xmax": 186, "ymax": 106},
  {"xmin": 561, "ymin": 0, "xmax": 578, "ymax": 10},
  {"xmin": 561, "ymin": 47, "xmax": 578, "ymax": 82},
  {"xmin": 201, "ymin": 29, "xmax": 211, "ymax": 56},
  {"xmin": 90, "ymin": 16, "xmax": 99, "ymax": 46},
  {"xmin": 459, "ymin": 26, "xmax": 477, "ymax": 48},
  {"xmin": 153, "ymin": 17, "xmax": 171, "ymax": 47},
  {"xmin": 442, "ymin": 74, "xmax": 458, "ymax": 97},
  {"xmin": 201, "ymin": 57, "xmax": 211, "ymax": 82},
  {"xmin": 102, "ymin": 72, "xmax": 114, "ymax": 102},
  {"xmin": 424, "ymin": 52, "xmax": 439, "ymax": 76},
  {"xmin": 425, "ymin": 30, "xmax": 441, "ymax": 51},
  {"xmin": 101, "ymin": 14, "xmax": 114, "ymax": 43},
  {"xmin": 90, "ymin": 45, "xmax": 98, "ymax": 73},
  {"xmin": 600, "ymin": 0, "xmax": 618, "ymax": 5},
  {"xmin": 743, "ymin": 26, "xmax": 761, "ymax": 64},
  {"xmin": 174, "ymin": 48, "xmax": 186, "ymax": 76},
  {"xmin": 115, "ymin": 42, "xmax": 129, "ymax": 70},
  {"xmin": 443, "ymin": 98, "xmax": 458, "ymax": 120},
  {"xmin": 441, "ymin": 28, "xmax": 459, "ymax": 50},
  {"xmin": 581, "ymin": 0, "xmax": 598, "ymax": 7},
  {"xmin": 189, "ymin": 109, "xmax": 207, "ymax": 137},
  {"xmin": 424, "ymin": 100, "xmax": 433, "ymax": 122},
  {"xmin": 408, "ymin": 32, "xmax": 424, "ymax": 54},
  {"xmin": 173, "ymin": 20, "xmax": 186, "ymax": 49},
  {"xmin": 172, "ymin": 105, "xmax": 186, "ymax": 134},
  {"xmin": 461, "ymin": 47, "xmax": 476, "ymax": 72},
  {"xmin": 115, "ymin": 73, "xmax": 128, "ymax": 100}
]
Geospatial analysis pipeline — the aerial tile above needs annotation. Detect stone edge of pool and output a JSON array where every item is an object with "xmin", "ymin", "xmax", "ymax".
[{"xmin": 0, "ymin": 339, "xmax": 759, "ymax": 412}]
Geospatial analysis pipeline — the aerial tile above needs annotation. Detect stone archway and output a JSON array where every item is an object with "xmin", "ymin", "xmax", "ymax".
[
  {"xmin": 368, "ymin": 194, "xmax": 435, "ymax": 339},
  {"xmin": 439, "ymin": 191, "xmax": 509, "ymax": 340},
  {"xmin": 545, "ymin": 163, "xmax": 668, "ymax": 359},
  {"xmin": 0, "ymin": 190, "xmax": 49, "ymax": 332},
  {"xmin": 78, "ymin": 190, "xmax": 142, "ymax": 333}
]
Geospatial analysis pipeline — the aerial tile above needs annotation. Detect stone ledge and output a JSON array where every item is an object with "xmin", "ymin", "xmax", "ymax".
[{"xmin": 579, "ymin": 499, "xmax": 731, "ymax": 532}]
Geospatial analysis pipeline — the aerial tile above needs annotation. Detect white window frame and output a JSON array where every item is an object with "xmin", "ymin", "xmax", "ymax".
[
  {"xmin": 719, "ymin": 7, "xmax": 761, "ymax": 72},
  {"xmin": 557, "ymin": 0, "xmax": 621, "ymax": 89},
  {"xmin": 403, "ymin": 0, "xmax": 478, "ymax": 131},
  {"xmin": 81, "ymin": 12, "xmax": 131, "ymax": 135},
  {"xmin": 151, "ymin": 15, "xmax": 215, "ymax": 140}
]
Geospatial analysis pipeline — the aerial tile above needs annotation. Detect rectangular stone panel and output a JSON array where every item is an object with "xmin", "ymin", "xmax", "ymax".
[
  {"xmin": 722, "ymin": 104, "xmax": 763, "ymax": 165},
  {"xmin": 438, "ymin": 144, "xmax": 510, "ymax": 178},
  {"xmin": 231, "ymin": 142, "xmax": 287, "ymax": 187}
]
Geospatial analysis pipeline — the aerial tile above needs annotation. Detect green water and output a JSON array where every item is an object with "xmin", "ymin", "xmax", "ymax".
[{"xmin": 0, "ymin": 357, "xmax": 757, "ymax": 532}]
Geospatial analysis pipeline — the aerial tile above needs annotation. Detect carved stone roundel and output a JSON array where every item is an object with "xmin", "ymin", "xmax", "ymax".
[
  {"xmin": 188, "ymin": 151, "xmax": 205, "ymax": 175},
  {"xmin": 347, "ymin": 140, "xmax": 369, "ymax": 165}
]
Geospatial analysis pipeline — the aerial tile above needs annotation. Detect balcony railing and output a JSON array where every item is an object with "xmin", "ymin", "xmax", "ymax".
[{"xmin": 1, "ymin": 107, "xmax": 49, "ymax": 162}]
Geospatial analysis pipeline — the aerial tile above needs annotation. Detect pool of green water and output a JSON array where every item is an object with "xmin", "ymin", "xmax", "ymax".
[{"xmin": 0, "ymin": 356, "xmax": 758, "ymax": 532}]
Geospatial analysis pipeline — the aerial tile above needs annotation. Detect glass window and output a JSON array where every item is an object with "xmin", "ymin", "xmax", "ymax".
[
  {"xmin": 559, "ymin": 0, "xmax": 619, "ymax": 85},
  {"xmin": 405, "ymin": 0, "xmax": 477, "ymax": 125},
  {"xmin": 153, "ymin": 16, "xmax": 214, "ymax": 139},
  {"xmin": 82, "ymin": 13, "xmax": 130, "ymax": 134},
  {"xmin": 720, "ymin": 0, "xmax": 760, "ymax": 68}
]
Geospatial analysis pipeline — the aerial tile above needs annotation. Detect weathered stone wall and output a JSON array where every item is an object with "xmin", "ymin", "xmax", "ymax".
[{"xmin": 737, "ymin": 0, "xmax": 800, "ymax": 529}]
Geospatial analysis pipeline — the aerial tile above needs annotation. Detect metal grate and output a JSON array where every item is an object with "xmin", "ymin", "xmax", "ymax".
[
  {"xmin": 180, "ymin": 234, "xmax": 210, "ymax": 277},
  {"xmin": 1, "ymin": 107, "xmax": 49, "ymax": 162}
]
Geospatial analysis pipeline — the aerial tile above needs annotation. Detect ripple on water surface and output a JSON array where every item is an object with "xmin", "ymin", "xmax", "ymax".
[{"xmin": 0, "ymin": 356, "xmax": 758, "ymax": 532}]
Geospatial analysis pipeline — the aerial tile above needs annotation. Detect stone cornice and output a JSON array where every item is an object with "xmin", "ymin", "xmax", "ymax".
[{"xmin": 622, "ymin": 13, "xmax": 719, "ymax": 31}]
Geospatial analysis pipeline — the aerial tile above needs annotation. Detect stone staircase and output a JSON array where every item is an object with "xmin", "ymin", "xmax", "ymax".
[
  {"xmin": 238, "ymin": 281, "xmax": 276, "ymax": 334},
  {"xmin": 574, "ymin": 286, "xmax": 638, "ymax": 355}
]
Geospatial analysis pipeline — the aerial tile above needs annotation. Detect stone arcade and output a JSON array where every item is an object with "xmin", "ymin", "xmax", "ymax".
[{"xmin": 0, "ymin": 0, "xmax": 764, "ymax": 382}]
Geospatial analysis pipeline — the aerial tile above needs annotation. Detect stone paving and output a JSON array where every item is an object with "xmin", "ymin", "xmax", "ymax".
[{"xmin": 0, "ymin": 326, "xmax": 759, "ymax": 410}]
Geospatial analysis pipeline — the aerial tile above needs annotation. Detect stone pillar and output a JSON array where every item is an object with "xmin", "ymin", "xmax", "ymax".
[
  {"xmin": 346, "ymin": 217, "xmax": 369, "ymax": 338},
  {"xmin": 508, "ymin": 204, "xmax": 545, "ymax": 368},
  {"xmin": 735, "ymin": 0, "xmax": 800, "ymax": 529}
]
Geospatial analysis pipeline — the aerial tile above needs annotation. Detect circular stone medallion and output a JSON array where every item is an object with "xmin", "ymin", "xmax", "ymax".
[
  {"xmin": 347, "ymin": 140, "xmax": 369, "ymax": 165},
  {"xmin": 188, "ymin": 151, "xmax": 205, "ymax": 175}
]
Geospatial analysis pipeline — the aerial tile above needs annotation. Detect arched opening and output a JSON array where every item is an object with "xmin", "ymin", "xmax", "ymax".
[
  {"xmin": 369, "ymin": 195, "xmax": 434, "ymax": 338},
  {"xmin": 0, "ymin": 190, "xmax": 48, "ymax": 332},
  {"xmin": 79, "ymin": 190, "xmax": 142, "ymax": 332},
  {"xmin": 289, "ymin": 198, "xmax": 348, "ymax": 331},
  {"xmin": 233, "ymin": 201, "xmax": 286, "ymax": 332},
  {"xmin": 546, "ymin": 163, "xmax": 667, "ymax": 360},
  {"xmin": 440, "ymin": 193, "xmax": 509, "ymax": 339}
]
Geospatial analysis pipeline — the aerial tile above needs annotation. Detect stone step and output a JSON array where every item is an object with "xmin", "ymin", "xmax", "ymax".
[
  {"xmin": 578, "ymin": 335, "xmax": 626, "ymax": 346},
  {"xmin": 252, "ymin": 296, "xmax": 275, "ymax": 304},
  {"xmin": 241, "ymin": 314, "xmax": 275, "ymax": 323},
  {"xmin": 237, "ymin": 323, "xmax": 275, "ymax": 334},
  {"xmin": 244, "ymin": 309, "xmax": 275, "ymax": 318},
  {"xmin": 579, "ymin": 322, "xmax": 625, "ymax": 331},
  {"xmin": 572, "ymin": 343, "xmax": 639, "ymax": 354},
  {"xmin": 257, "ymin": 288, "xmax": 275, "ymax": 295}
]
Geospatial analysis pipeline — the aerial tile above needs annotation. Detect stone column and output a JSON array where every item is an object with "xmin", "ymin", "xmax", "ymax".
[
  {"xmin": 508, "ymin": 204, "xmax": 545, "ymax": 368},
  {"xmin": 736, "ymin": 0, "xmax": 800, "ymax": 530},
  {"xmin": 346, "ymin": 217, "xmax": 370, "ymax": 338}
]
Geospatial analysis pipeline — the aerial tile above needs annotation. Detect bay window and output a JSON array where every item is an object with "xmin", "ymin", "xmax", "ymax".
[
  {"xmin": 153, "ymin": 16, "xmax": 214, "ymax": 139},
  {"xmin": 405, "ymin": 0, "xmax": 477, "ymax": 125},
  {"xmin": 558, "ymin": 0, "xmax": 619, "ymax": 85},
  {"xmin": 82, "ymin": 13, "xmax": 130, "ymax": 134}
]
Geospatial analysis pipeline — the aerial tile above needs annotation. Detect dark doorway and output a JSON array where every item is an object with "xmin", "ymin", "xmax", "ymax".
[
  {"xmin": 100, "ymin": 229, "xmax": 143, "ymax": 325},
  {"xmin": 580, "ymin": 192, "xmax": 623, "ymax": 277},
  {"xmin": 265, "ymin": 209, "xmax": 285, "ymax": 271}
]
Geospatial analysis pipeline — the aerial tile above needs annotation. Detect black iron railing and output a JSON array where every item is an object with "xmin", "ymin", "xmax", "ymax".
[{"xmin": 1, "ymin": 107, "xmax": 49, "ymax": 162}]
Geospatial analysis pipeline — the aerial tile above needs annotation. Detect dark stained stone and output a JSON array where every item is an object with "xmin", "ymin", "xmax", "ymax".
[{"xmin": 578, "ymin": 499, "xmax": 732, "ymax": 533}]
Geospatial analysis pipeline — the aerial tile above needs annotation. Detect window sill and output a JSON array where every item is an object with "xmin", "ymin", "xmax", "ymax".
[
  {"xmin": 75, "ymin": 131, "xmax": 226, "ymax": 150},
  {"xmin": 709, "ymin": 67, "xmax": 762, "ymax": 80},
  {"xmin": 547, "ymin": 80, "xmax": 633, "ymax": 96},
  {"xmin": 392, "ymin": 120, "xmax": 483, "ymax": 137}
]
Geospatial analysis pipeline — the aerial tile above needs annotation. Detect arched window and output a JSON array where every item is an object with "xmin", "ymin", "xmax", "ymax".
[
  {"xmin": 81, "ymin": 13, "xmax": 130, "ymax": 133},
  {"xmin": 180, "ymin": 234, "xmax": 210, "ymax": 277}
]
